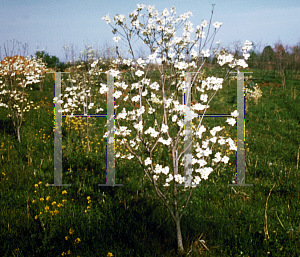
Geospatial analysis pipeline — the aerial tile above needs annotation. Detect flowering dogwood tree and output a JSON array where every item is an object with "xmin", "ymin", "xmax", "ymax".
[
  {"xmin": 101, "ymin": 5, "xmax": 253, "ymax": 255},
  {"xmin": 54, "ymin": 4, "xmax": 254, "ymax": 255},
  {"xmin": 0, "ymin": 55, "xmax": 47, "ymax": 143}
]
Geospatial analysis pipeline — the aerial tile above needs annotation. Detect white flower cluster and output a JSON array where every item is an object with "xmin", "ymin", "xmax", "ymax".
[
  {"xmin": 201, "ymin": 76, "xmax": 224, "ymax": 91},
  {"xmin": 97, "ymin": 5, "xmax": 249, "ymax": 188},
  {"xmin": 217, "ymin": 40, "xmax": 252, "ymax": 68},
  {"xmin": 103, "ymin": 115, "xmax": 236, "ymax": 186},
  {"xmin": 245, "ymin": 84, "xmax": 263, "ymax": 102},
  {"xmin": 102, "ymin": 4, "xmax": 239, "ymax": 67},
  {"xmin": 0, "ymin": 56, "xmax": 45, "ymax": 116},
  {"xmin": 92, "ymin": 59, "xmax": 240, "ymax": 188}
]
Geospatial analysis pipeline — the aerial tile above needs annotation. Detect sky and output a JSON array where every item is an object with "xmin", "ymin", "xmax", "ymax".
[{"xmin": 1, "ymin": 0, "xmax": 300, "ymax": 63}]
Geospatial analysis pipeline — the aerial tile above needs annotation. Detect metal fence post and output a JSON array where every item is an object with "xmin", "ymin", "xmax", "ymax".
[
  {"xmin": 228, "ymin": 69, "xmax": 253, "ymax": 187},
  {"xmin": 48, "ymin": 71, "xmax": 123, "ymax": 187}
]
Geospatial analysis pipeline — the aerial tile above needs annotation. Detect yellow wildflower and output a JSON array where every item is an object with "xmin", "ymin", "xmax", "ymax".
[{"xmin": 74, "ymin": 238, "xmax": 81, "ymax": 244}]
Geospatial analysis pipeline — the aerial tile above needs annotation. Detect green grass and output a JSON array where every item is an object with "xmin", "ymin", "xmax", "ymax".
[{"xmin": 0, "ymin": 66, "xmax": 299, "ymax": 256}]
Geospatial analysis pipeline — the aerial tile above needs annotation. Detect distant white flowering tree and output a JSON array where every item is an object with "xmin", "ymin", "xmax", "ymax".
[{"xmin": 0, "ymin": 55, "xmax": 47, "ymax": 143}]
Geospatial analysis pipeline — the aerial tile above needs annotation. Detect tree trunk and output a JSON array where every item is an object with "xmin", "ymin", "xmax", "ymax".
[
  {"xmin": 171, "ymin": 148, "xmax": 186, "ymax": 256},
  {"xmin": 39, "ymin": 81, "xmax": 43, "ymax": 91},
  {"xmin": 280, "ymin": 69, "xmax": 286, "ymax": 90},
  {"xmin": 175, "ymin": 213, "xmax": 185, "ymax": 256},
  {"xmin": 12, "ymin": 109, "xmax": 22, "ymax": 143},
  {"xmin": 17, "ymin": 126, "xmax": 21, "ymax": 143}
]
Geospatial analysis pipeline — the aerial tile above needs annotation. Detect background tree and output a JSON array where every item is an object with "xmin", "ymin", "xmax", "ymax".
[
  {"xmin": 261, "ymin": 45, "xmax": 275, "ymax": 74},
  {"xmin": 33, "ymin": 50, "xmax": 60, "ymax": 69},
  {"xmin": 248, "ymin": 51, "xmax": 258, "ymax": 69},
  {"xmin": 1, "ymin": 39, "xmax": 29, "ymax": 61},
  {"xmin": 273, "ymin": 41, "xmax": 289, "ymax": 89},
  {"xmin": 29, "ymin": 51, "xmax": 60, "ymax": 90},
  {"xmin": 230, "ymin": 40, "xmax": 243, "ymax": 59},
  {"xmin": 291, "ymin": 42, "xmax": 300, "ymax": 78},
  {"xmin": 246, "ymin": 41, "xmax": 260, "ymax": 70}
]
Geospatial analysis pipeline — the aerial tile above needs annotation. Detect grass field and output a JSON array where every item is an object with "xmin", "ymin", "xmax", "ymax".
[{"xmin": 0, "ymin": 67, "xmax": 299, "ymax": 256}]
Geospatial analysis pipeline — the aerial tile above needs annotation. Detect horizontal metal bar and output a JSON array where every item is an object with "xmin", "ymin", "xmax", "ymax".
[{"xmin": 61, "ymin": 114, "xmax": 234, "ymax": 117}]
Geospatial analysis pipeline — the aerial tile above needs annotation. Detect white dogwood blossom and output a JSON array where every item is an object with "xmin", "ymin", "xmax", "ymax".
[
  {"xmin": 102, "ymin": 13, "xmax": 111, "ymax": 24},
  {"xmin": 212, "ymin": 21, "xmax": 223, "ymax": 29}
]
